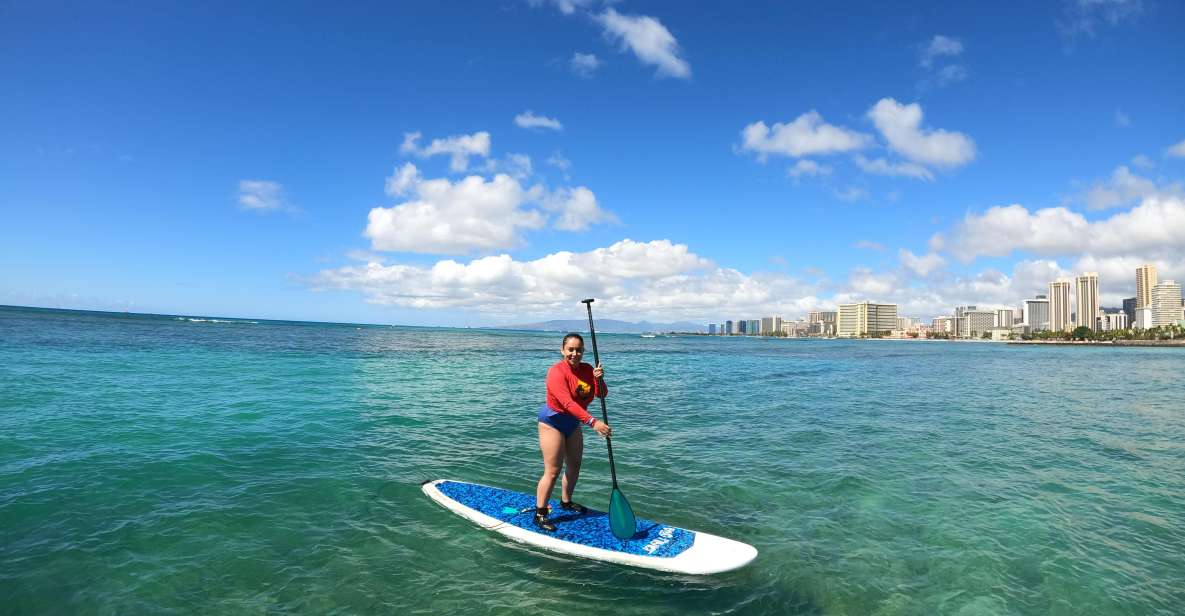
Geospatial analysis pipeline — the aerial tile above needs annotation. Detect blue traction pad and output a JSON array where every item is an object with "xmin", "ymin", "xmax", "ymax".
[{"xmin": 436, "ymin": 481, "xmax": 695, "ymax": 558}]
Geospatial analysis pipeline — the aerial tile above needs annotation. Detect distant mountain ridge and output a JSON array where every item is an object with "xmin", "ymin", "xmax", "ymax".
[{"xmin": 493, "ymin": 318, "xmax": 705, "ymax": 334}]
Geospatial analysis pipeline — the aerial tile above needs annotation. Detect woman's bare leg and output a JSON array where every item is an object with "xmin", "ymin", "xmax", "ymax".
[
  {"xmin": 536, "ymin": 422, "xmax": 565, "ymax": 510},
  {"xmin": 561, "ymin": 426, "xmax": 584, "ymax": 503}
]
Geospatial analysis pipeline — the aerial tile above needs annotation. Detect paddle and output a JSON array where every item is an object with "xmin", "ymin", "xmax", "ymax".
[{"xmin": 582, "ymin": 298, "xmax": 637, "ymax": 540}]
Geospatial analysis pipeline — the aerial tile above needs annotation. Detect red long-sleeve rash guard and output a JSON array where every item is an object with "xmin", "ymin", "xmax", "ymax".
[{"xmin": 545, "ymin": 360, "xmax": 607, "ymax": 426}]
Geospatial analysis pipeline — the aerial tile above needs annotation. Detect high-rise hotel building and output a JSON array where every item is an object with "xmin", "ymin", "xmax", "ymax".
[
  {"xmin": 1151, "ymin": 280, "xmax": 1183, "ymax": 327},
  {"xmin": 1075, "ymin": 272, "xmax": 1099, "ymax": 330},
  {"xmin": 1136, "ymin": 264, "xmax": 1157, "ymax": 309},
  {"xmin": 960, "ymin": 310, "xmax": 998, "ymax": 338},
  {"xmin": 837, "ymin": 302, "xmax": 898, "ymax": 337},
  {"xmin": 1049, "ymin": 279, "xmax": 1072, "ymax": 332},
  {"xmin": 1024, "ymin": 294, "xmax": 1050, "ymax": 331}
]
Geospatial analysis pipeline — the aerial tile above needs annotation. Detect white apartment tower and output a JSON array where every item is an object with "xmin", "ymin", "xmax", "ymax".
[
  {"xmin": 1136, "ymin": 264, "xmax": 1157, "ymax": 309},
  {"xmin": 1075, "ymin": 272, "xmax": 1099, "ymax": 331},
  {"xmin": 1049, "ymin": 279, "xmax": 1072, "ymax": 332},
  {"xmin": 1151, "ymin": 280, "xmax": 1183, "ymax": 327}
]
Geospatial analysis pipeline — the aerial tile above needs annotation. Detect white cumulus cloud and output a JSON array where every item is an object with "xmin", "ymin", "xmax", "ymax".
[
  {"xmin": 867, "ymin": 98, "xmax": 976, "ymax": 168},
  {"xmin": 400, "ymin": 131, "xmax": 492, "ymax": 172},
  {"xmin": 597, "ymin": 9, "xmax": 690, "ymax": 79},
  {"xmin": 1167, "ymin": 139, "xmax": 1185, "ymax": 158},
  {"xmin": 365, "ymin": 173, "xmax": 545, "ymax": 254},
  {"xmin": 936, "ymin": 195, "xmax": 1185, "ymax": 263},
  {"xmin": 741, "ymin": 111, "xmax": 871, "ymax": 159},
  {"xmin": 514, "ymin": 111, "xmax": 563, "ymax": 131},
  {"xmin": 310, "ymin": 238, "xmax": 763, "ymax": 318},
  {"xmin": 543, "ymin": 186, "xmax": 618, "ymax": 231},
  {"xmin": 367, "ymin": 164, "xmax": 614, "ymax": 254},
  {"xmin": 741, "ymin": 99, "xmax": 974, "ymax": 181},
  {"xmin": 934, "ymin": 204, "xmax": 1087, "ymax": 262}
]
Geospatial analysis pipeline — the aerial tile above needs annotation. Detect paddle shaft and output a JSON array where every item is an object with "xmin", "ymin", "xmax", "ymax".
[{"xmin": 581, "ymin": 299, "xmax": 620, "ymax": 490}]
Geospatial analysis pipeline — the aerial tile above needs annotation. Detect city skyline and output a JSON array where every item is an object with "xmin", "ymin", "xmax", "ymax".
[{"xmin": 704, "ymin": 263, "xmax": 1183, "ymax": 337}]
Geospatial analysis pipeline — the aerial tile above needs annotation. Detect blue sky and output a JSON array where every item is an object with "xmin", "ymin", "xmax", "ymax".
[{"xmin": 3, "ymin": 0, "xmax": 1183, "ymax": 326}]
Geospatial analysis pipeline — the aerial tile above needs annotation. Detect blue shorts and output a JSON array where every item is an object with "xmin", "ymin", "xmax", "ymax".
[{"xmin": 538, "ymin": 405, "xmax": 581, "ymax": 437}]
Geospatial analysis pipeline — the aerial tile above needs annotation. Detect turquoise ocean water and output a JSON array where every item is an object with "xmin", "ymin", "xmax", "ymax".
[{"xmin": 2, "ymin": 305, "xmax": 1183, "ymax": 615}]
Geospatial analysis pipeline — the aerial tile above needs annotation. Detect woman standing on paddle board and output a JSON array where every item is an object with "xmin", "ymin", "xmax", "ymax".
[{"xmin": 534, "ymin": 332, "xmax": 612, "ymax": 531}]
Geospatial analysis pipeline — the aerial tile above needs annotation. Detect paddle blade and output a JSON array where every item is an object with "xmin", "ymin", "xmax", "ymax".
[{"xmin": 608, "ymin": 488, "xmax": 636, "ymax": 540}]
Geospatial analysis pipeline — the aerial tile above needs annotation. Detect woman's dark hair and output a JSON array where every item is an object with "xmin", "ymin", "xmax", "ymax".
[{"xmin": 562, "ymin": 333, "xmax": 584, "ymax": 347}]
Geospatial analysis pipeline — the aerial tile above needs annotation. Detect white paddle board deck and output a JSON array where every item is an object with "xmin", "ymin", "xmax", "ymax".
[{"xmin": 421, "ymin": 479, "xmax": 757, "ymax": 575}]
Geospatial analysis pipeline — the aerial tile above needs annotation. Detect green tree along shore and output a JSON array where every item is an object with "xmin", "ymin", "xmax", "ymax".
[
  {"xmin": 913, "ymin": 324, "xmax": 1185, "ymax": 341},
  {"xmin": 1019, "ymin": 325, "xmax": 1184, "ymax": 341}
]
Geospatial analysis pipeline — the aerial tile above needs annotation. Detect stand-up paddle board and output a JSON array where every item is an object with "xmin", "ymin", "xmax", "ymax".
[{"xmin": 421, "ymin": 479, "xmax": 757, "ymax": 575}]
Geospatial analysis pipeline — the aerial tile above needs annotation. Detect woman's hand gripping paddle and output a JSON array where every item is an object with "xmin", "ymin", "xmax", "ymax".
[{"xmin": 582, "ymin": 298, "xmax": 637, "ymax": 540}]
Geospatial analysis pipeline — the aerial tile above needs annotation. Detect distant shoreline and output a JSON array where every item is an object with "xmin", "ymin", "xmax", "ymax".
[{"xmin": 1007, "ymin": 339, "xmax": 1185, "ymax": 347}]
